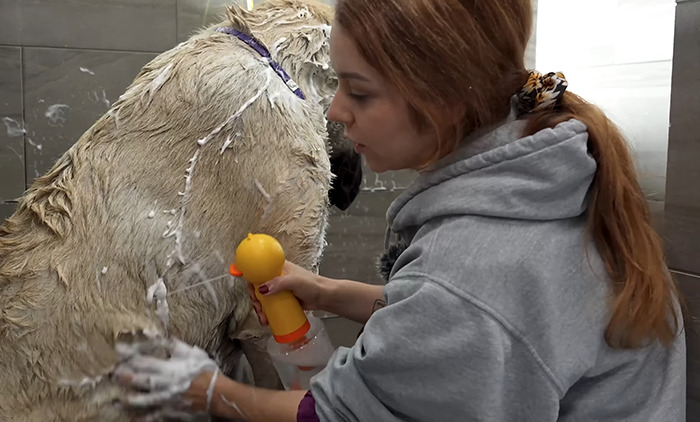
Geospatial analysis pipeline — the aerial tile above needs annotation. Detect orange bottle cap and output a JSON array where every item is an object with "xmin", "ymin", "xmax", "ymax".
[{"xmin": 273, "ymin": 319, "xmax": 310, "ymax": 344}]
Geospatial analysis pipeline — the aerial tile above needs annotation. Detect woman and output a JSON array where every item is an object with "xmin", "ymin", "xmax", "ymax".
[{"xmin": 114, "ymin": 0, "xmax": 686, "ymax": 420}]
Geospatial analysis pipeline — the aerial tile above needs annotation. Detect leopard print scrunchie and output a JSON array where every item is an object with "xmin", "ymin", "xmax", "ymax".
[{"xmin": 517, "ymin": 70, "xmax": 568, "ymax": 114}]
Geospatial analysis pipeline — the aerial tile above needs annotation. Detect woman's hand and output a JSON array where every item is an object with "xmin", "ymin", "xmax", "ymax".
[
  {"xmin": 113, "ymin": 336, "xmax": 306, "ymax": 422},
  {"xmin": 113, "ymin": 336, "xmax": 222, "ymax": 417},
  {"xmin": 248, "ymin": 260, "xmax": 328, "ymax": 325},
  {"xmin": 248, "ymin": 261, "xmax": 386, "ymax": 325}
]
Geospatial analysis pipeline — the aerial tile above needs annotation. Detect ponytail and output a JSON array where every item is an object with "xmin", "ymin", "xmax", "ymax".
[{"xmin": 523, "ymin": 92, "xmax": 681, "ymax": 348}]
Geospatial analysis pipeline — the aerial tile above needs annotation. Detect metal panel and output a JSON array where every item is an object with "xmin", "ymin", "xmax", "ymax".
[
  {"xmin": 675, "ymin": 271, "xmax": 700, "ymax": 419},
  {"xmin": 665, "ymin": 0, "xmax": 700, "ymax": 273}
]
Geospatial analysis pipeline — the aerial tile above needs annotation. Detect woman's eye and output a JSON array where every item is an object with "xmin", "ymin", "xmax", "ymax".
[{"xmin": 349, "ymin": 93, "xmax": 368, "ymax": 101}]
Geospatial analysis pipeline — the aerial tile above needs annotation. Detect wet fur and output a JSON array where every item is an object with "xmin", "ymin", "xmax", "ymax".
[{"xmin": 0, "ymin": 1, "xmax": 348, "ymax": 419}]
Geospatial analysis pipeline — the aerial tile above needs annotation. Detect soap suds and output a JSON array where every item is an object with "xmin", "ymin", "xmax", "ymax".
[
  {"xmin": 162, "ymin": 149, "xmax": 200, "ymax": 266},
  {"xmin": 272, "ymin": 37, "xmax": 288, "ymax": 54},
  {"xmin": 197, "ymin": 72, "xmax": 272, "ymax": 147},
  {"xmin": 58, "ymin": 375, "xmax": 103, "ymax": 389},
  {"xmin": 118, "ymin": 82, "xmax": 144, "ymax": 102},
  {"xmin": 45, "ymin": 104, "xmax": 70, "ymax": 126},
  {"xmin": 254, "ymin": 179, "xmax": 272, "ymax": 203},
  {"xmin": 220, "ymin": 135, "xmax": 233, "ymax": 154},
  {"xmin": 221, "ymin": 393, "xmax": 247, "ymax": 418},
  {"xmin": 149, "ymin": 64, "xmax": 174, "ymax": 100},
  {"xmin": 26, "ymin": 137, "xmax": 43, "ymax": 151},
  {"xmin": 114, "ymin": 338, "xmax": 219, "ymax": 408},
  {"xmin": 205, "ymin": 369, "xmax": 219, "ymax": 412},
  {"xmin": 2, "ymin": 117, "xmax": 25, "ymax": 137},
  {"xmin": 146, "ymin": 278, "xmax": 169, "ymax": 332}
]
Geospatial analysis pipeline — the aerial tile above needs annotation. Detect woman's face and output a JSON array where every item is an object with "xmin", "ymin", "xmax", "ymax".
[{"xmin": 327, "ymin": 24, "xmax": 438, "ymax": 173}]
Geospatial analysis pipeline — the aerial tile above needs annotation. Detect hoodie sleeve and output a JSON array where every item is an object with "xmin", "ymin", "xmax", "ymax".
[{"xmin": 309, "ymin": 276, "xmax": 562, "ymax": 421}]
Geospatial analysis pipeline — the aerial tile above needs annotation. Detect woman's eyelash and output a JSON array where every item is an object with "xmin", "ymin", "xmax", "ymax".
[{"xmin": 350, "ymin": 93, "xmax": 368, "ymax": 101}]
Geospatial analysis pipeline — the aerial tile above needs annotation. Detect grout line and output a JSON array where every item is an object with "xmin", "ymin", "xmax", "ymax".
[
  {"xmin": 0, "ymin": 43, "xmax": 166, "ymax": 55},
  {"xmin": 20, "ymin": 46, "xmax": 27, "ymax": 190},
  {"xmin": 671, "ymin": 269, "xmax": 700, "ymax": 280}
]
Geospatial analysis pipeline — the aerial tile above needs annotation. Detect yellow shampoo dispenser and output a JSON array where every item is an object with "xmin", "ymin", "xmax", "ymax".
[{"xmin": 230, "ymin": 233, "xmax": 335, "ymax": 390}]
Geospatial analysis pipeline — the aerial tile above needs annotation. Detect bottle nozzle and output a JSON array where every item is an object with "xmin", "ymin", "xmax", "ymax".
[{"xmin": 229, "ymin": 263, "xmax": 243, "ymax": 277}]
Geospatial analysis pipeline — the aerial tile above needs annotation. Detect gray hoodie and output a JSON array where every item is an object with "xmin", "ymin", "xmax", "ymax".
[{"xmin": 310, "ymin": 113, "xmax": 686, "ymax": 421}]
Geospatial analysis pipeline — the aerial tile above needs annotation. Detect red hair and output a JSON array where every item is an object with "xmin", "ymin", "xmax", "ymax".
[{"xmin": 335, "ymin": 0, "xmax": 680, "ymax": 348}]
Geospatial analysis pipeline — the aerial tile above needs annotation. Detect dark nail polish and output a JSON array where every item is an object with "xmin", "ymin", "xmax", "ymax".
[{"xmin": 258, "ymin": 285, "xmax": 269, "ymax": 294}]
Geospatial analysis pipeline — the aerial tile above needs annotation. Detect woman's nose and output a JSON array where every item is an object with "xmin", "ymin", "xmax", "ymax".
[{"xmin": 328, "ymin": 93, "xmax": 353, "ymax": 126}]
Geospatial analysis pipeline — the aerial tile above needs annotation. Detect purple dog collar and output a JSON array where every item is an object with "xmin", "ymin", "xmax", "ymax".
[{"xmin": 217, "ymin": 26, "xmax": 306, "ymax": 100}]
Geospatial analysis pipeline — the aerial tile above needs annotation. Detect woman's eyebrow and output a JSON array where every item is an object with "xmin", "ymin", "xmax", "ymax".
[{"xmin": 338, "ymin": 72, "xmax": 372, "ymax": 82}]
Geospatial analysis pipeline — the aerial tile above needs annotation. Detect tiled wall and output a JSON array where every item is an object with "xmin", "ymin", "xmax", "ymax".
[{"xmin": 666, "ymin": 0, "xmax": 700, "ymax": 417}]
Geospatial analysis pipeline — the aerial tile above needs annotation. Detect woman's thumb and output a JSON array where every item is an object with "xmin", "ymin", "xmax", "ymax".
[{"xmin": 258, "ymin": 274, "xmax": 291, "ymax": 296}]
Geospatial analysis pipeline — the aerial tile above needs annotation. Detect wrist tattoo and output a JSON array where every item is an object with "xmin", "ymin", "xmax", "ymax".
[{"xmin": 371, "ymin": 298, "xmax": 386, "ymax": 314}]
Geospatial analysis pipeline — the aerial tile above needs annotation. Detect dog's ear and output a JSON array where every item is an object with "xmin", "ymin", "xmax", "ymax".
[
  {"xmin": 225, "ymin": 4, "xmax": 253, "ymax": 35},
  {"xmin": 329, "ymin": 149, "xmax": 362, "ymax": 211}
]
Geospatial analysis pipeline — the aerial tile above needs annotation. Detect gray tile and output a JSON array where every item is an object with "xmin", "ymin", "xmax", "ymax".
[
  {"xmin": 665, "ymin": 0, "xmax": 700, "ymax": 273},
  {"xmin": 0, "ymin": 202, "xmax": 17, "ymax": 223},
  {"xmin": 177, "ymin": 0, "xmax": 244, "ymax": 43},
  {"xmin": 664, "ymin": 186, "xmax": 700, "ymax": 276},
  {"xmin": 0, "ymin": 0, "xmax": 21, "ymax": 45},
  {"xmin": 674, "ymin": 271, "xmax": 700, "ymax": 418},
  {"xmin": 0, "ymin": 46, "xmax": 25, "ymax": 202},
  {"xmin": 23, "ymin": 47, "xmax": 158, "ymax": 185},
  {"xmin": 321, "ymin": 316, "xmax": 363, "ymax": 348},
  {"xmin": 319, "ymin": 190, "xmax": 402, "ymax": 286},
  {"xmin": 0, "ymin": 0, "xmax": 176, "ymax": 52}
]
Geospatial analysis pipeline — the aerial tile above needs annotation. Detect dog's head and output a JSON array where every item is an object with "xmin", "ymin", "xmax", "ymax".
[{"xmin": 222, "ymin": 0, "xmax": 362, "ymax": 210}]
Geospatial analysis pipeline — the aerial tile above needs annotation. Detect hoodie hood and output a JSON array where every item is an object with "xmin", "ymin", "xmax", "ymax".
[{"xmin": 387, "ymin": 114, "xmax": 595, "ymax": 235}]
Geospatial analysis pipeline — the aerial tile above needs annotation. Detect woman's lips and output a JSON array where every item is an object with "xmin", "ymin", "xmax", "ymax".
[{"xmin": 352, "ymin": 142, "xmax": 366, "ymax": 153}]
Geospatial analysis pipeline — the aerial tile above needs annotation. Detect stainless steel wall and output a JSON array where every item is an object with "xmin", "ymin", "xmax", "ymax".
[{"xmin": 667, "ymin": 0, "xmax": 700, "ymax": 417}]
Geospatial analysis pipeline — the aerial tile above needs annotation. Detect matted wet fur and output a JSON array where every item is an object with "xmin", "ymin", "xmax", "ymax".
[{"xmin": 0, "ymin": 1, "xmax": 356, "ymax": 420}]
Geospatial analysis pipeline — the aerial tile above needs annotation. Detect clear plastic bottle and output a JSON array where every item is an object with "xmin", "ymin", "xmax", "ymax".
[{"xmin": 266, "ymin": 314, "xmax": 335, "ymax": 390}]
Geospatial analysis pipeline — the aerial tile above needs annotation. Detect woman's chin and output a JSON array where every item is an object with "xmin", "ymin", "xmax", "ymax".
[{"xmin": 366, "ymin": 160, "xmax": 392, "ymax": 174}]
